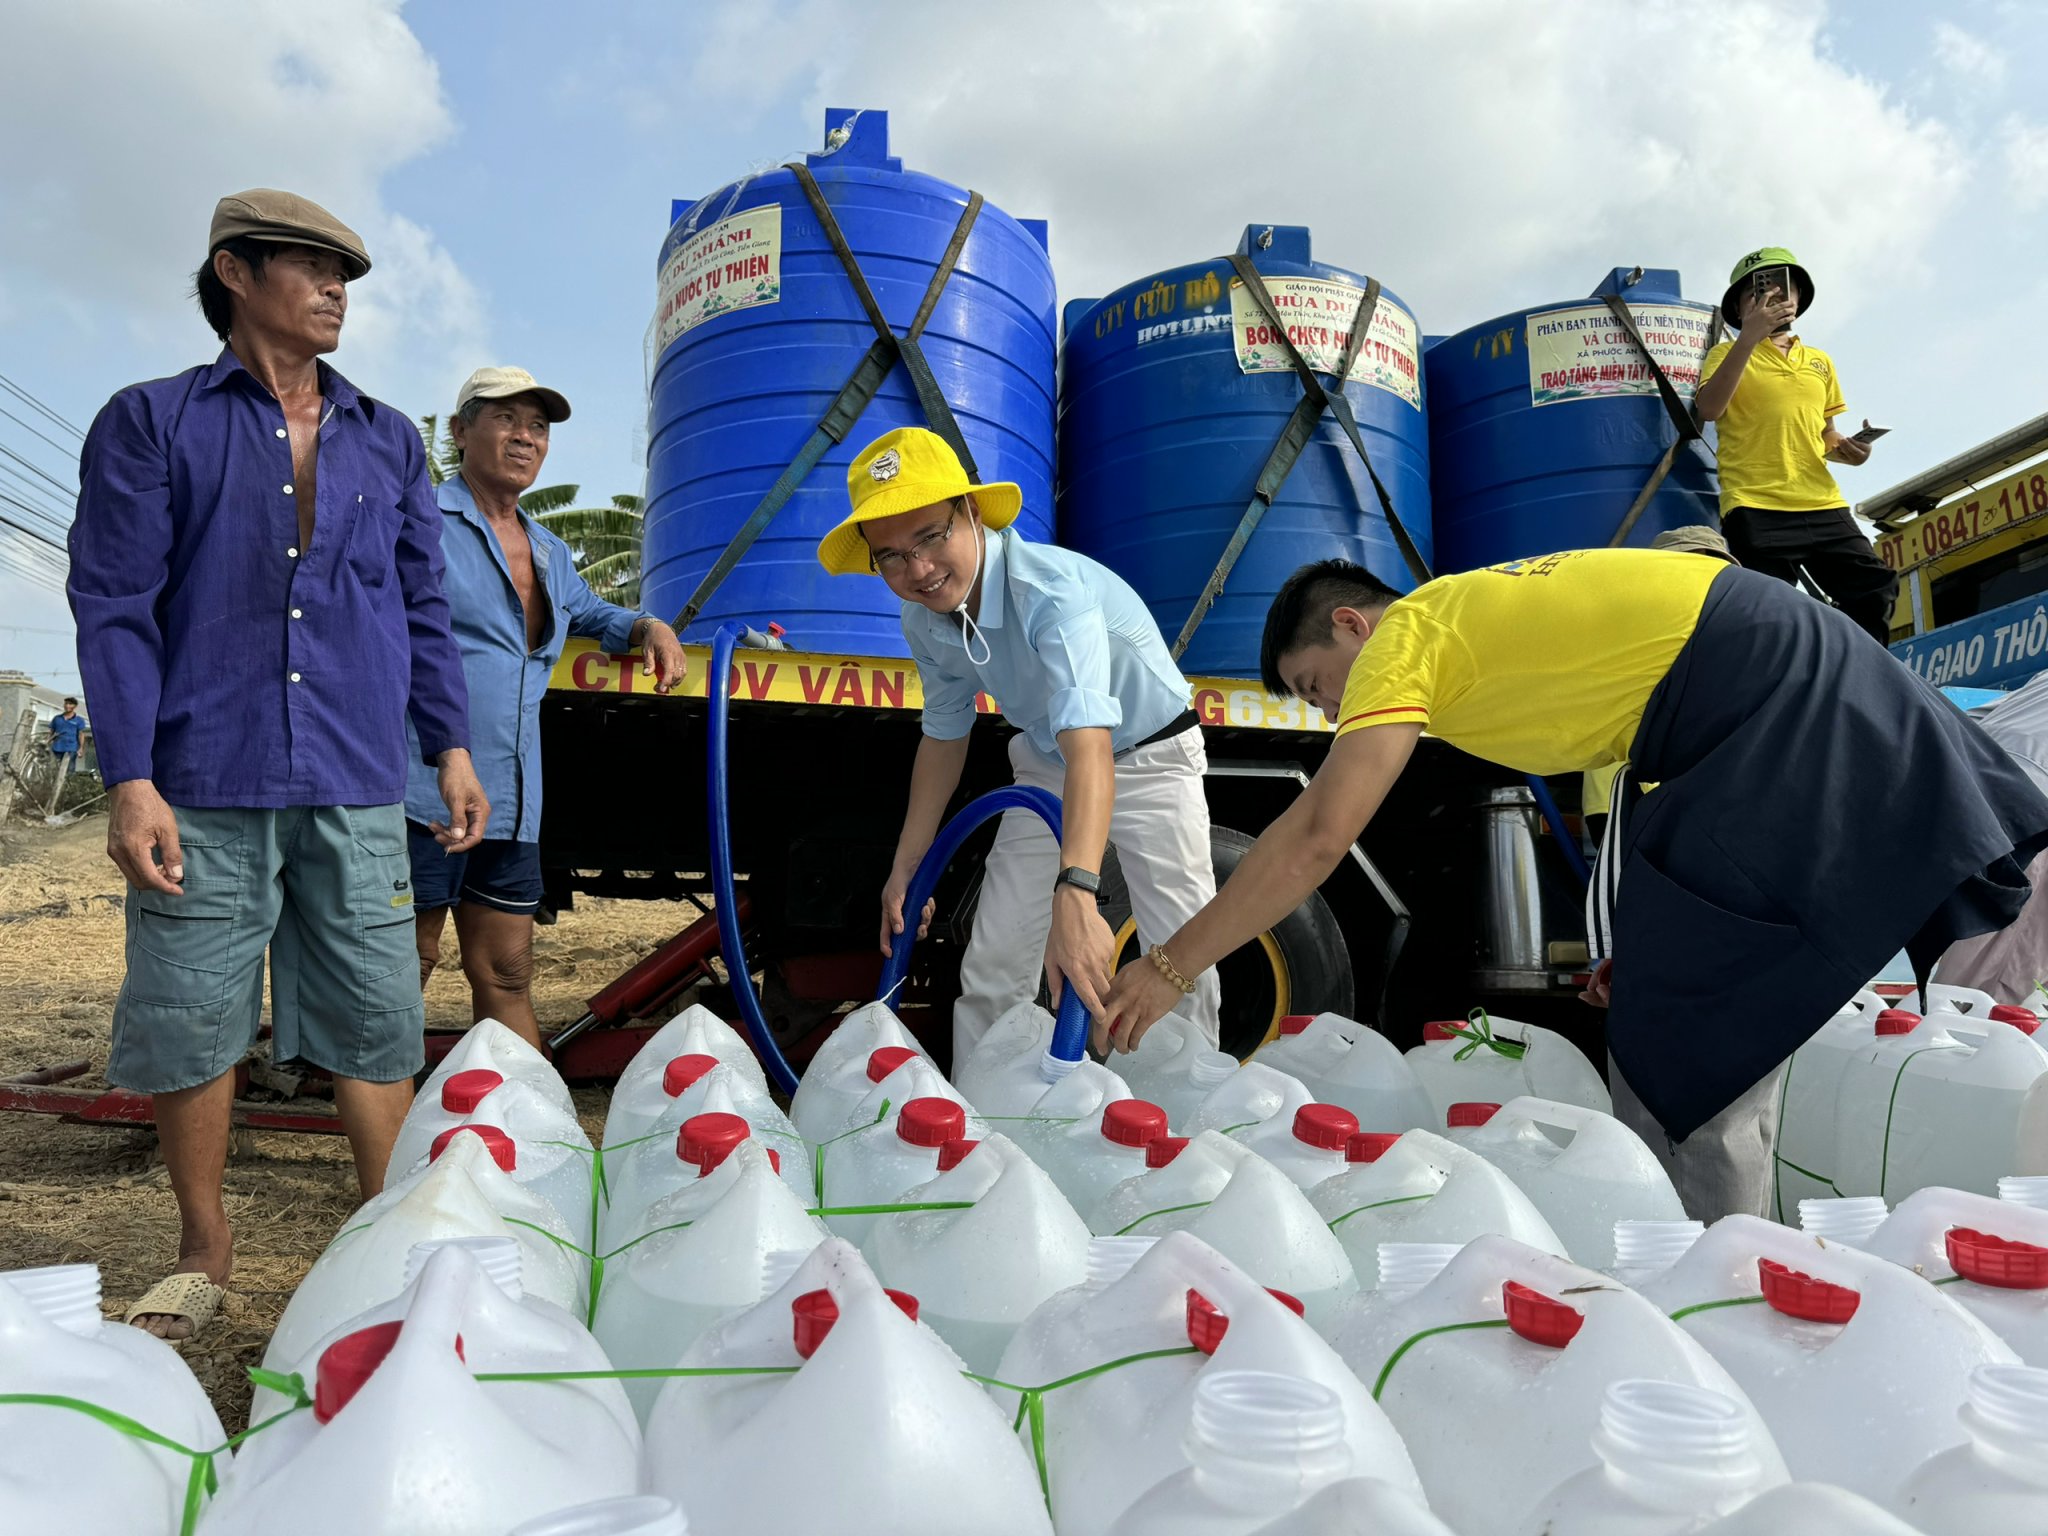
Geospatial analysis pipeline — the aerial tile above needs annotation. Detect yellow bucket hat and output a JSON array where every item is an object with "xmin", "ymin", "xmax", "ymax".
[{"xmin": 816, "ymin": 427, "xmax": 1022, "ymax": 576}]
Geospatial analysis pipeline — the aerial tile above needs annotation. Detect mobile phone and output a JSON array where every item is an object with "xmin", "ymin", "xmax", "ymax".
[{"xmin": 1851, "ymin": 425, "xmax": 1889, "ymax": 445}]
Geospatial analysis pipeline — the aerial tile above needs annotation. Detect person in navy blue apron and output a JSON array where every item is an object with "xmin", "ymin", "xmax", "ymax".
[{"xmin": 1102, "ymin": 547, "xmax": 2048, "ymax": 1220}]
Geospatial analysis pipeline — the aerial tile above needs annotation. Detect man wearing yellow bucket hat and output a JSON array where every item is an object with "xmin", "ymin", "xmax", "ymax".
[{"xmin": 820, "ymin": 427, "xmax": 1221, "ymax": 1060}]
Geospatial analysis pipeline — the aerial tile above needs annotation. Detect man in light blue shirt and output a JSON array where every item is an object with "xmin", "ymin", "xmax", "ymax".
[
  {"xmin": 818, "ymin": 427, "xmax": 1220, "ymax": 1061},
  {"xmin": 406, "ymin": 367, "xmax": 686, "ymax": 1045}
]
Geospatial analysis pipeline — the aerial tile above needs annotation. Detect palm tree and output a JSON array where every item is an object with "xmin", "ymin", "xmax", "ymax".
[{"xmin": 416, "ymin": 415, "xmax": 646, "ymax": 607}]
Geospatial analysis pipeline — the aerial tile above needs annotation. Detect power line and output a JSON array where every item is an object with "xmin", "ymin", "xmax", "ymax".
[
  {"xmin": 0, "ymin": 462, "xmax": 73, "ymax": 526},
  {"xmin": 0, "ymin": 443, "xmax": 74, "ymax": 500},
  {"xmin": 0, "ymin": 371, "xmax": 87, "ymax": 441},
  {"xmin": 0, "ymin": 500, "xmax": 70, "ymax": 555},
  {"xmin": 0, "ymin": 402, "xmax": 84, "ymax": 467}
]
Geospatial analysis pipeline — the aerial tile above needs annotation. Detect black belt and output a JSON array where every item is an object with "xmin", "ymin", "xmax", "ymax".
[{"xmin": 1121, "ymin": 709, "xmax": 1200, "ymax": 756}]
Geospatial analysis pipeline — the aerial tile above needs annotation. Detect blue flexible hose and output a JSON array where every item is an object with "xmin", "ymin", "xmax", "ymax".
[
  {"xmin": 876, "ymin": 784, "xmax": 1094, "ymax": 1069},
  {"xmin": 708, "ymin": 622, "xmax": 802, "ymax": 1094},
  {"xmin": 1524, "ymin": 773, "xmax": 1591, "ymax": 889}
]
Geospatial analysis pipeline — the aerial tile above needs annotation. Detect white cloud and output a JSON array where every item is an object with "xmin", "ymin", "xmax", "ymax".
[
  {"xmin": 0, "ymin": 0, "xmax": 485, "ymax": 412},
  {"xmin": 2004, "ymin": 115, "xmax": 2048, "ymax": 209},
  {"xmin": 1933, "ymin": 20, "xmax": 2007, "ymax": 85},
  {"xmin": 673, "ymin": 0, "xmax": 1964, "ymax": 336}
]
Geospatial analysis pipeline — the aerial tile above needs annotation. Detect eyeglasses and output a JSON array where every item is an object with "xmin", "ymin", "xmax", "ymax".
[{"xmin": 869, "ymin": 503, "xmax": 962, "ymax": 575}]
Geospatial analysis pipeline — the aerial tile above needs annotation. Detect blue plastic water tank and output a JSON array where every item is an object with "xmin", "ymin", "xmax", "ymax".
[
  {"xmin": 1057, "ymin": 226, "xmax": 1432, "ymax": 679},
  {"xmin": 1425, "ymin": 268, "xmax": 1721, "ymax": 572},
  {"xmin": 641, "ymin": 109, "xmax": 1056, "ymax": 657}
]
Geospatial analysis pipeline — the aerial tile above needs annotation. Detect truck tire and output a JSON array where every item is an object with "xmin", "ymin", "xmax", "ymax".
[{"xmin": 1097, "ymin": 825, "xmax": 1353, "ymax": 1061}]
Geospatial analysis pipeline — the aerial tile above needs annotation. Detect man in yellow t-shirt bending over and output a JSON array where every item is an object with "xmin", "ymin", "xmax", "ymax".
[{"xmin": 1100, "ymin": 548, "xmax": 2048, "ymax": 1220}]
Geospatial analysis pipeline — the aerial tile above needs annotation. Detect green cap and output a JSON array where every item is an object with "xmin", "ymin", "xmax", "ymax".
[{"xmin": 1721, "ymin": 247, "xmax": 1813, "ymax": 327}]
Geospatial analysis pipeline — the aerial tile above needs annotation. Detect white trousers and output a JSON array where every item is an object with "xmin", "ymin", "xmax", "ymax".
[
  {"xmin": 951, "ymin": 727, "xmax": 1222, "ymax": 1062},
  {"xmin": 1609, "ymin": 1053, "xmax": 1784, "ymax": 1222}
]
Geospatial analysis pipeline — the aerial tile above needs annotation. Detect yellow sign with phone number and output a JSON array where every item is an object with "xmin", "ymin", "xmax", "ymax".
[
  {"xmin": 1876, "ymin": 461, "xmax": 2048, "ymax": 574},
  {"xmin": 546, "ymin": 638, "xmax": 1333, "ymax": 735}
]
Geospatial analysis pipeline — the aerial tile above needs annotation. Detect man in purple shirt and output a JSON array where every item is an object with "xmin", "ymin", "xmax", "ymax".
[{"xmin": 68, "ymin": 189, "xmax": 489, "ymax": 1342}]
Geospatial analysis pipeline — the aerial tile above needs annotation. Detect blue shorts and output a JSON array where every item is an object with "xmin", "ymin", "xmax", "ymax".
[
  {"xmin": 109, "ymin": 804, "xmax": 424, "ymax": 1093},
  {"xmin": 406, "ymin": 821, "xmax": 544, "ymax": 915}
]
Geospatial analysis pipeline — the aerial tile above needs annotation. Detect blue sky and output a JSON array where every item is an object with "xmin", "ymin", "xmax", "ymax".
[{"xmin": 3, "ymin": 0, "xmax": 2044, "ymax": 695}]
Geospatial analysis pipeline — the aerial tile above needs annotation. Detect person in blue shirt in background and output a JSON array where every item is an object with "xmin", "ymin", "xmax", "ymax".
[
  {"xmin": 48, "ymin": 697, "xmax": 84, "ymax": 763},
  {"xmin": 70, "ymin": 189, "xmax": 488, "ymax": 1342},
  {"xmin": 408, "ymin": 367, "xmax": 687, "ymax": 1047},
  {"xmin": 819, "ymin": 427, "xmax": 1221, "ymax": 1064}
]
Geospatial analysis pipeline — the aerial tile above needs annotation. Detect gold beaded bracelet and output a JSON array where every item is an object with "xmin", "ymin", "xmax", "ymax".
[{"xmin": 1147, "ymin": 943, "xmax": 1197, "ymax": 996}]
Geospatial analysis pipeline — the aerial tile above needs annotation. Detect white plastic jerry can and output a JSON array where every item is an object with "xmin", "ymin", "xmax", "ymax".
[
  {"xmin": 599, "ymin": 1080, "xmax": 812, "ymax": 1252},
  {"xmin": 1637, "ymin": 1213, "xmax": 2019, "ymax": 1503},
  {"xmin": 1770, "ymin": 997, "xmax": 1893, "ymax": 1219},
  {"xmin": 612, "ymin": 1001, "xmax": 770, "ymax": 1100},
  {"xmin": 953, "ymin": 1000, "xmax": 1088, "ymax": 1117},
  {"xmin": 814, "ymin": 1091, "xmax": 987, "ymax": 1244},
  {"xmin": 1242, "ymin": 1478, "xmax": 1458, "ymax": 1536},
  {"xmin": 826, "ymin": 1052, "xmax": 977, "ymax": 1146},
  {"xmin": 1252, "ymin": 1013, "xmax": 1436, "ymax": 1134},
  {"xmin": 1694, "ymin": 1483, "xmax": 1922, "ymax": 1535},
  {"xmin": 643, "ymin": 1238, "xmax": 1054, "ymax": 1536},
  {"xmin": 1512, "ymin": 1379, "xmax": 1786, "ymax": 1536},
  {"xmin": 1109, "ymin": 1009, "xmax": 1215, "ymax": 1108},
  {"xmin": 992, "ymin": 1230, "xmax": 1420, "ymax": 1536},
  {"xmin": 265, "ymin": 1132, "xmax": 587, "ymax": 1372},
  {"xmin": 1862, "ymin": 1184, "xmax": 2048, "ymax": 1365},
  {"xmin": 786, "ymin": 1000, "xmax": 932, "ymax": 1144},
  {"xmin": 249, "ymin": 1239, "xmax": 635, "ymax": 1451},
  {"xmin": 417, "ymin": 1016, "xmax": 578, "ymax": 1121},
  {"xmin": 1087, "ymin": 1128, "xmax": 1255, "ymax": 1238},
  {"xmin": 1120, "ymin": 1146, "xmax": 1358, "ymax": 1333},
  {"xmin": 203, "ymin": 1251, "xmax": 640, "ymax": 1536},
  {"xmin": 997, "ymin": 1059, "xmax": 1136, "ymax": 1176},
  {"xmin": 861, "ymin": 1132, "xmax": 1090, "ymax": 1375},
  {"xmin": 1308, "ymin": 1127, "xmax": 1567, "ymax": 1287},
  {"xmin": 1103, "ymin": 1370, "xmax": 1451, "ymax": 1536},
  {"xmin": 594, "ymin": 1135, "xmax": 827, "ymax": 1423},
  {"xmin": 387, "ymin": 1066, "xmax": 597, "ymax": 1242},
  {"xmin": 0, "ymin": 1263, "xmax": 226, "ymax": 1536},
  {"xmin": 1443, "ymin": 1096, "xmax": 1686, "ymax": 1270},
  {"xmin": 508, "ymin": 1497, "xmax": 688, "ymax": 1536},
  {"xmin": 1605, "ymin": 1220, "xmax": 1707, "ymax": 1288},
  {"xmin": 1404, "ymin": 1013, "xmax": 1612, "ymax": 1121},
  {"xmin": 1233, "ymin": 1103, "xmax": 1358, "ymax": 1192},
  {"xmin": 1029, "ymin": 1092, "xmax": 1173, "ymax": 1216},
  {"xmin": 1326, "ymin": 1234, "xmax": 1781, "ymax": 1536},
  {"xmin": 1153, "ymin": 1050, "xmax": 1243, "ymax": 1135},
  {"xmin": 1184, "ymin": 1061, "xmax": 1316, "ymax": 1138},
  {"xmin": 1832, "ymin": 1006, "xmax": 2048, "ymax": 1201},
  {"xmin": 604, "ymin": 1040, "xmax": 789, "ymax": 1149},
  {"xmin": 1890, "ymin": 1363, "xmax": 2048, "ymax": 1534}
]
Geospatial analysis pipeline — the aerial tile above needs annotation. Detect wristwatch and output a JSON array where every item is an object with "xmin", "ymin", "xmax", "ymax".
[{"xmin": 1053, "ymin": 866, "xmax": 1102, "ymax": 897}]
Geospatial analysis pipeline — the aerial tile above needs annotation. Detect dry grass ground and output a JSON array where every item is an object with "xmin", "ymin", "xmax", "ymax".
[{"xmin": 0, "ymin": 817, "xmax": 681, "ymax": 1428}]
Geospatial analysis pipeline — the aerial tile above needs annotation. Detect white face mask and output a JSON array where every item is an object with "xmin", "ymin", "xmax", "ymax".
[{"xmin": 952, "ymin": 519, "xmax": 991, "ymax": 666}]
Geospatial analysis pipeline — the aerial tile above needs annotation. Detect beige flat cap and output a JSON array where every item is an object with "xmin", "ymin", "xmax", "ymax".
[
  {"xmin": 455, "ymin": 366, "xmax": 572, "ymax": 423},
  {"xmin": 209, "ymin": 188, "xmax": 370, "ymax": 280},
  {"xmin": 1652, "ymin": 524, "xmax": 1737, "ymax": 563}
]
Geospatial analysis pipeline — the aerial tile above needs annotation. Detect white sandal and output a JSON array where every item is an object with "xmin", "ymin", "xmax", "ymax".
[{"xmin": 122, "ymin": 1270, "xmax": 225, "ymax": 1347}]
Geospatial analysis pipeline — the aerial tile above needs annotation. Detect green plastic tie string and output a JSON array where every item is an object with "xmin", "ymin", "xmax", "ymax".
[
  {"xmin": 1369, "ymin": 1318, "xmax": 1511, "ymax": 1399},
  {"xmin": 1442, "ymin": 1008, "xmax": 1527, "ymax": 1062},
  {"xmin": 1324, "ymin": 1192, "xmax": 1433, "ymax": 1229}
]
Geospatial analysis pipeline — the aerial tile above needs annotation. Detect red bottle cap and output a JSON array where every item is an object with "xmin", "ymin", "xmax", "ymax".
[
  {"xmin": 896, "ymin": 1097, "xmax": 966, "ymax": 1148},
  {"xmin": 1347, "ymin": 1131, "xmax": 1403, "ymax": 1164},
  {"xmin": 1947, "ymin": 1227, "xmax": 2048, "ymax": 1290},
  {"xmin": 790, "ymin": 1287, "xmax": 919, "ymax": 1359},
  {"xmin": 1447, "ymin": 1102, "xmax": 1501, "ymax": 1128},
  {"xmin": 1874, "ymin": 1010, "xmax": 1921, "ymax": 1037},
  {"xmin": 679, "ymin": 1112, "xmax": 751, "ymax": 1174},
  {"xmin": 866, "ymin": 1046, "xmax": 917, "ymax": 1083},
  {"xmin": 314, "ymin": 1322, "xmax": 464, "ymax": 1424},
  {"xmin": 1292, "ymin": 1103, "xmax": 1360, "ymax": 1150},
  {"xmin": 1991, "ymin": 1005, "xmax": 2042, "ymax": 1036},
  {"xmin": 1101, "ymin": 1100, "xmax": 1169, "ymax": 1148},
  {"xmin": 1423, "ymin": 1021, "xmax": 1463, "ymax": 1042},
  {"xmin": 429, "ymin": 1123, "xmax": 517, "ymax": 1172},
  {"xmin": 441, "ymin": 1069, "xmax": 503, "ymax": 1114},
  {"xmin": 1758, "ymin": 1258, "xmax": 1861, "ymax": 1323},
  {"xmin": 662, "ymin": 1054, "xmax": 721, "ymax": 1096},
  {"xmin": 936, "ymin": 1138, "xmax": 979, "ymax": 1172},
  {"xmin": 1503, "ymin": 1281, "xmax": 1584, "ymax": 1348},
  {"xmin": 1278, "ymin": 1015, "xmax": 1315, "ymax": 1037},
  {"xmin": 1146, "ymin": 1135, "xmax": 1191, "ymax": 1169},
  {"xmin": 1186, "ymin": 1287, "xmax": 1306, "ymax": 1354}
]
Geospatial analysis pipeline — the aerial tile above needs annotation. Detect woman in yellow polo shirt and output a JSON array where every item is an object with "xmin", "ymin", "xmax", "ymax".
[
  {"xmin": 1100, "ymin": 547, "xmax": 2048, "ymax": 1221},
  {"xmin": 1695, "ymin": 247, "xmax": 1896, "ymax": 643}
]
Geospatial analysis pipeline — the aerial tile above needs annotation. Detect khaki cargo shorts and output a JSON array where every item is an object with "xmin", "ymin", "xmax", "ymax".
[{"xmin": 108, "ymin": 803, "xmax": 425, "ymax": 1093}]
